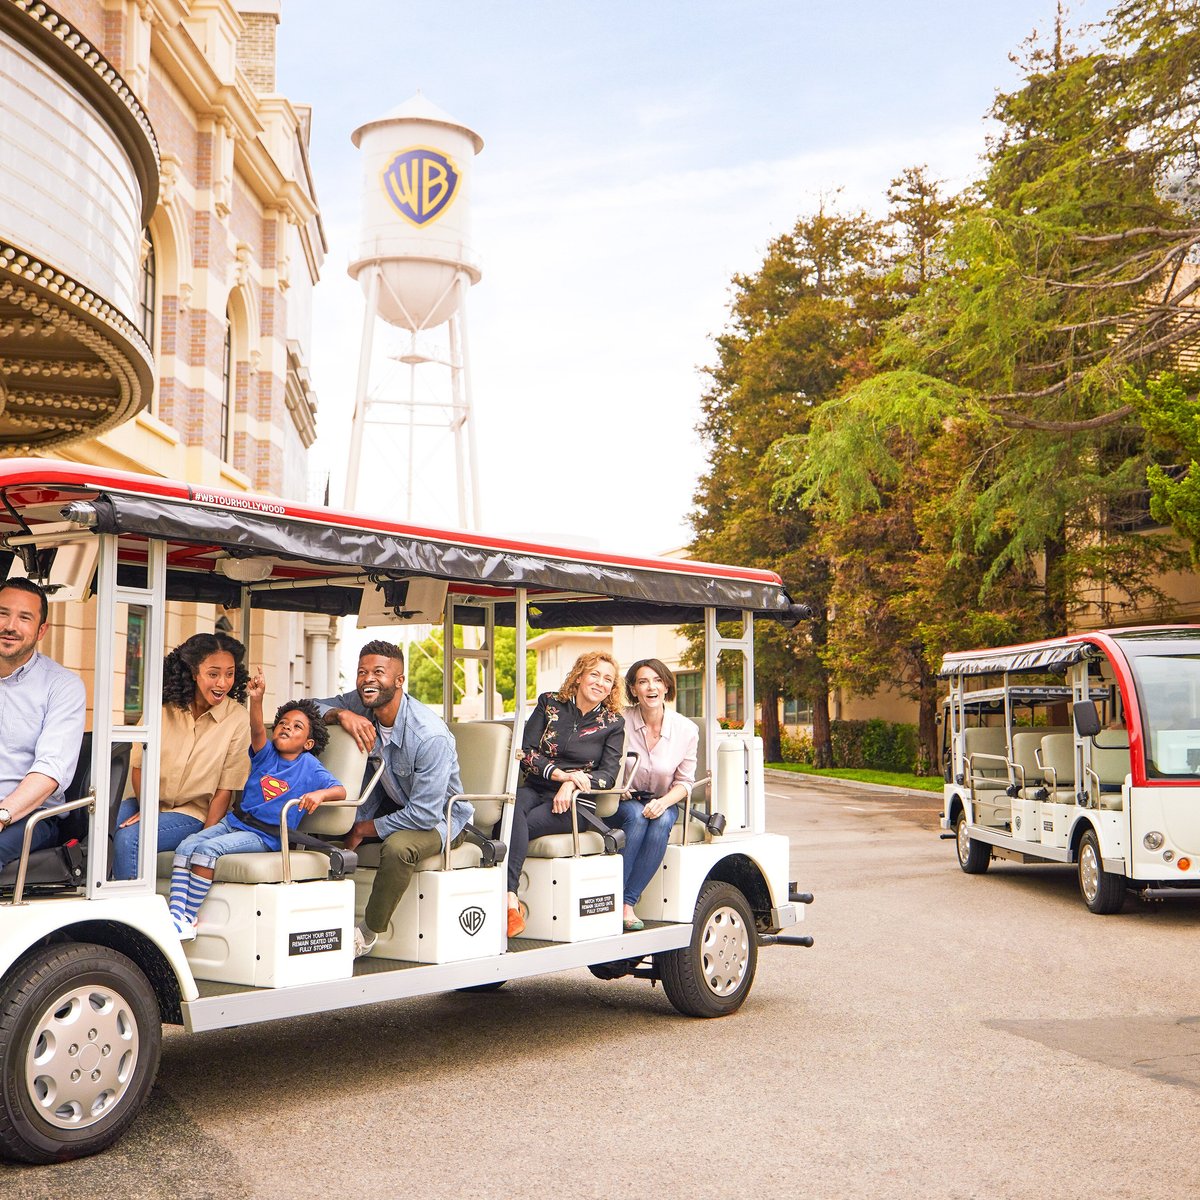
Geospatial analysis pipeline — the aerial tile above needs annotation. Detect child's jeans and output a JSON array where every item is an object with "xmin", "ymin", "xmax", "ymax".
[{"xmin": 173, "ymin": 816, "xmax": 271, "ymax": 870}]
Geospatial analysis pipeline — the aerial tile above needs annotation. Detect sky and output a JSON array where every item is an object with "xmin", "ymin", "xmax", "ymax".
[{"xmin": 277, "ymin": 0, "xmax": 1099, "ymax": 559}]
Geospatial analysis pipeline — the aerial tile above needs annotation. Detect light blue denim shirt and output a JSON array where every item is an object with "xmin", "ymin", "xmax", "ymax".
[
  {"xmin": 315, "ymin": 689, "xmax": 470, "ymax": 847},
  {"xmin": 0, "ymin": 651, "xmax": 86, "ymax": 808}
]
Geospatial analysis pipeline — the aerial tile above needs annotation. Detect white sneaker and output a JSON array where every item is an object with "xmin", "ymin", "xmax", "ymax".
[
  {"xmin": 352, "ymin": 926, "xmax": 378, "ymax": 959},
  {"xmin": 172, "ymin": 914, "xmax": 197, "ymax": 941}
]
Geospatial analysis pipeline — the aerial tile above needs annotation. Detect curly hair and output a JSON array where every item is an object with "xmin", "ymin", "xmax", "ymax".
[
  {"xmin": 272, "ymin": 698, "xmax": 328, "ymax": 756},
  {"xmin": 557, "ymin": 651, "xmax": 622, "ymax": 715},
  {"xmin": 359, "ymin": 639, "xmax": 405, "ymax": 669},
  {"xmin": 162, "ymin": 632, "xmax": 250, "ymax": 711}
]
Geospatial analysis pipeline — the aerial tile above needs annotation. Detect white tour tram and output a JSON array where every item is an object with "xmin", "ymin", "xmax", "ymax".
[
  {"xmin": 0, "ymin": 460, "xmax": 812, "ymax": 1164},
  {"xmin": 940, "ymin": 627, "xmax": 1200, "ymax": 913}
]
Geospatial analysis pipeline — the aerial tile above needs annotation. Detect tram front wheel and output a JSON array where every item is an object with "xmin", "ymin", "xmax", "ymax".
[{"xmin": 0, "ymin": 943, "xmax": 162, "ymax": 1165}]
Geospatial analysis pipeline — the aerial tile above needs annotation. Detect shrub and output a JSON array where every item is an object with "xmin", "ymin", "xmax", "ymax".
[
  {"xmin": 829, "ymin": 719, "xmax": 919, "ymax": 773},
  {"xmin": 779, "ymin": 729, "xmax": 814, "ymax": 764}
]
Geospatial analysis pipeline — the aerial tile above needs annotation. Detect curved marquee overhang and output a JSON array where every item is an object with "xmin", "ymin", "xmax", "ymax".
[{"xmin": 0, "ymin": 0, "xmax": 159, "ymax": 451}]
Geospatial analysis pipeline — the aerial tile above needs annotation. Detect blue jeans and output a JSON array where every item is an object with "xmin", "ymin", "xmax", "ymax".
[
  {"xmin": 610, "ymin": 799, "xmax": 677, "ymax": 906},
  {"xmin": 174, "ymin": 817, "xmax": 270, "ymax": 870},
  {"xmin": 112, "ymin": 798, "xmax": 203, "ymax": 880},
  {"xmin": 0, "ymin": 811, "xmax": 62, "ymax": 869}
]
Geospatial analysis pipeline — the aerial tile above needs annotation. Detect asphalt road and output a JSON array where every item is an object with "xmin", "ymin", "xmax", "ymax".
[{"xmin": 6, "ymin": 773, "xmax": 1200, "ymax": 1199}]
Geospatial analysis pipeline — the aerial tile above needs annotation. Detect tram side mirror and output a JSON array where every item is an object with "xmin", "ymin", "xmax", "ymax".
[{"xmin": 1073, "ymin": 700, "xmax": 1102, "ymax": 739}]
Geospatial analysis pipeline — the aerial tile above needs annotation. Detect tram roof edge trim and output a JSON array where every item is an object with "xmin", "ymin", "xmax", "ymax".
[{"xmin": 87, "ymin": 492, "xmax": 804, "ymax": 619}]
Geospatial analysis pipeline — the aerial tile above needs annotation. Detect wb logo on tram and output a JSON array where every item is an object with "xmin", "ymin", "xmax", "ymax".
[
  {"xmin": 383, "ymin": 147, "xmax": 459, "ymax": 226},
  {"xmin": 458, "ymin": 905, "xmax": 486, "ymax": 936}
]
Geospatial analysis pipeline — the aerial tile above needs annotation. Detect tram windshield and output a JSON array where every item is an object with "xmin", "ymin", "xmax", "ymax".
[{"xmin": 1124, "ymin": 646, "xmax": 1200, "ymax": 778}]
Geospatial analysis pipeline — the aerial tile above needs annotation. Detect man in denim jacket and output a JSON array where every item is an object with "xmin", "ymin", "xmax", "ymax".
[{"xmin": 316, "ymin": 639, "xmax": 471, "ymax": 957}]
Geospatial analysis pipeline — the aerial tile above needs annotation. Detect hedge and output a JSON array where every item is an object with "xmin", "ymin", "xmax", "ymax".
[{"xmin": 779, "ymin": 719, "xmax": 919, "ymax": 773}]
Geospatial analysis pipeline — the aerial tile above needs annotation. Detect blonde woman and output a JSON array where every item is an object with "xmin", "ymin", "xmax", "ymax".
[{"xmin": 505, "ymin": 651, "xmax": 625, "ymax": 937}]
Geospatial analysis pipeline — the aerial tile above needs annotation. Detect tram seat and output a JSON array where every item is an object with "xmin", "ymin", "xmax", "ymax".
[
  {"xmin": 0, "ymin": 735, "xmax": 131, "ymax": 895},
  {"xmin": 1037, "ymin": 733, "xmax": 1078, "ymax": 802},
  {"xmin": 1009, "ymin": 727, "xmax": 1071, "ymax": 795},
  {"xmin": 963, "ymin": 726, "xmax": 1010, "ymax": 826},
  {"xmin": 1010, "ymin": 730, "xmax": 1047, "ymax": 794},
  {"xmin": 352, "ymin": 720, "xmax": 513, "ymax": 874},
  {"xmin": 353, "ymin": 720, "xmax": 511, "ymax": 964},
  {"xmin": 1092, "ymin": 743, "xmax": 1131, "ymax": 810},
  {"xmin": 155, "ymin": 724, "xmax": 372, "ymax": 885},
  {"xmin": 516, "ymin": 733, "xmax": 632, "ymax": 942}
]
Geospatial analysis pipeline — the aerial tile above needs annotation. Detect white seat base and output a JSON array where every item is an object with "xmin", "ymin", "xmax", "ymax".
[
  {"xmin": 183, "ymin": 878, "xmax": 355, "ymax": 988},
  {"xmin": 517, "ymin": 854, "xmax": 622, "ymax": 942},
  {"xmin": 353, "ymin": 865, "xmax": 505, "ymax": 963}
]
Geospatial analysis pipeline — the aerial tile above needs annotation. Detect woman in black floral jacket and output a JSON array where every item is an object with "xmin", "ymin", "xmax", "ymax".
[{"xmin": 505, "ymin": 651, "xmax": 625, "ymax": 936}]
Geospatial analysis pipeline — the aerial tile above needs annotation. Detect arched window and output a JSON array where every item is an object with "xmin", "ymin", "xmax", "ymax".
[
  {"xmin": 138, "ymin": 233, "xmax": 156, "ymax": 349},
  {"xmin": 220, "ymin": 308, "xmax": 233, "ymax": 462}
]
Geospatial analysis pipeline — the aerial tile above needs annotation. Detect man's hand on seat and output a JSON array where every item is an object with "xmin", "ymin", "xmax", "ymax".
[
  {"xmin": 344, "ymin": 817, "xmax": 376, "ymax": 850},
  {"xmin": 336, "ymin": 709, "xmax": 377, "ymax": 752}
]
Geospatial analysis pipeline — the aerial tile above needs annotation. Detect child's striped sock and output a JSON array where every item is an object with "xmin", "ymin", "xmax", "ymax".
[
  {"xmin": 183, "ymin": 869, "xmax": 213, "ymax": 922},
  {"xmin": 167, "ymin": 860, "xmax": 191, "ymax": 918}
]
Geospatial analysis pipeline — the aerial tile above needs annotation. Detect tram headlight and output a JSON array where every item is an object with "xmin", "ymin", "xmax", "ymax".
[
  {"xmin": 1163, "ymin": 849, "xmax": 1175, "ymax": 863},
  {"xmin": 1143, "ymin": 831, "xmax": 1165, "ymax": 851}
]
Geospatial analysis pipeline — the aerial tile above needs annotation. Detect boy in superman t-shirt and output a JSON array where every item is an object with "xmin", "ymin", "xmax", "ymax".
[{"xmin": 167, "ymin": 668, "xmax": 346, "ymax": 939}]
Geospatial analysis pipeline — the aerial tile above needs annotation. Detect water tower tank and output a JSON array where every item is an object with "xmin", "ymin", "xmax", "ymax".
[{"xmin": 350, "ymin": 93, "xmax": 483, "ymax": 331}]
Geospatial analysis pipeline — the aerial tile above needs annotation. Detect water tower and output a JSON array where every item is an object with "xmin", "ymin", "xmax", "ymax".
[{"xmin": 344, "ymin": 94, "xmax": 484, "ymax": 527}]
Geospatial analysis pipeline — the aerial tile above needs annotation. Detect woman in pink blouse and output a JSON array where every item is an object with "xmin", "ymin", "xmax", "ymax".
[{"xmin": 611, "ymin": 658, "xmax": 699, "ymax": 931}]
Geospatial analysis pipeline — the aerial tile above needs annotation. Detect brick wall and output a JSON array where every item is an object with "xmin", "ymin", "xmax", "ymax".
[{"xmin": 236, "ymin": 12, "xmax": 277, "ymax": 92}]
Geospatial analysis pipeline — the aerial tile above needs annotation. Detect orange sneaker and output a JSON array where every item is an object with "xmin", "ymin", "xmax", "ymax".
[{"xmin": 507, "ymin": 903, "xmax": 526, "ymax": 938}]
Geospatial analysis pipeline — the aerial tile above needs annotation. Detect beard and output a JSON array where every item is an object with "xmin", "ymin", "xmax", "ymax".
[{"xmin": 359, "ymin": 681, "xmax": 397, "ymax": 710}]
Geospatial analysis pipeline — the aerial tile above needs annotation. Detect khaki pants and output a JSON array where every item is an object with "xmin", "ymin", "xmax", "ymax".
[{"xmin": 364, "ymin": 826, "xmax": 466, "ymax": 934}]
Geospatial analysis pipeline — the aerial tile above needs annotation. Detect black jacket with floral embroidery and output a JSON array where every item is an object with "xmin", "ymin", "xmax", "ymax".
[{"xmin": 519, "ymin": 691, "xmax": 625, "ymax": 795}]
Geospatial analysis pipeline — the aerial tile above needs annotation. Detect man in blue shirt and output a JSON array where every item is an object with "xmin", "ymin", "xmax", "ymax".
[
  {"xmin": 316, "ymin": 640, "xmax": 471, "ymax": 957},
  {"xmin": 0, "ymin": 578, "xmax": 86, "ymax": 869}
]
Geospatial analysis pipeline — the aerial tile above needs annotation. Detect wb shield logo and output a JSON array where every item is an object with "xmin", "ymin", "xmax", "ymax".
[
  {"xmin": 458, "ymin": 905, "xmax": 486, "ymax": 936},
  {"xmin": 383, "ymin": 147, "xmax": 459, "ymax": 226}
]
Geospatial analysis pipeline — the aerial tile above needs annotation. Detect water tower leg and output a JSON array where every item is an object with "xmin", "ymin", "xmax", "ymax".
[
  {"xmin": 456, "ymin": 272, "xmax": 482, "ymax": 530},
  {"xmin": 448, "ymin": 306, "xmax": 469, "ymax": 530},
  {"xmin": 344, "ymin": 265, "xmax": 381, "ymax": 510}
]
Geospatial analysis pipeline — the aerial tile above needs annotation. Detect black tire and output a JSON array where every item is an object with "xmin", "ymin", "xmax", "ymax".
[
  {"xmin": 657, "ymin": 881, "xmax": 758, "ymax": 1018},
  {"xmin": 455, "ymin": 981, "xmax": 507, "ymax": 993},
  {"xmin": 0, "ymin": 943, "xmax": 162, "ymax": 1164},
  {"xmin": 1078, "ymin": 828, "xmax": 1126, "ymax": 914},
  {"xmin": 955, "ymin": 811, "xmax": 991, "ymax": 875}
]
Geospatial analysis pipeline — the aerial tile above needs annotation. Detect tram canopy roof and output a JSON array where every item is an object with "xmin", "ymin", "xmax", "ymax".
[
  {"xmin": 939, "ymin": 639, "xmax": 1097, "ymax": 678},
  {"xmin": 0, "ymin": 462, "xmax": 809, "ymax": 625}
]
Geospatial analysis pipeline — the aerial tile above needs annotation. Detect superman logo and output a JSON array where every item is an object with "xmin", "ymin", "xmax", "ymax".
[{"xmin": 260, "ymin": 775, "xmax": 290, "ymax": 803}]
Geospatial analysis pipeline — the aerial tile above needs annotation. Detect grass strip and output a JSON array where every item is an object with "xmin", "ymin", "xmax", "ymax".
[{"xmin": 766, "ymin": 762, "xmax": 944, "ymax": 792}]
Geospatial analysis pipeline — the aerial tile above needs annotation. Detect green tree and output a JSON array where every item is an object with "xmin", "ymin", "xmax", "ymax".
[
  {"xmin": 405, "ymin": 625, "xmax": 534, "ymax": 712},
  {"xmin": 781, "ymin": 8, "xmax": 1186, "ymax": 672},
  {"xmin": 691, "ymin": 207, "xmax": 895, "ymax": 764}
]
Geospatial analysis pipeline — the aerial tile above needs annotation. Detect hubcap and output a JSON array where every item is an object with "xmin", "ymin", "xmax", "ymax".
[
  {"xmin": 700, "ymin": 904, "xmax": 749, "ymax": 997},
  {"xmin": 957, "ymin": 818, "xmax": 970, "ymax": 864},
  {"xmin": 24, "ymin": 983, "xmax": 140, "ymax": 1130},
  {"xmin": 1081, "ymin": 841, "xmax": 1100, "ymax": 904}
]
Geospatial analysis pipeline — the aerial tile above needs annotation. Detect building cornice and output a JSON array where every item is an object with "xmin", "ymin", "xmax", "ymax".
[{"xmin": 147, "ymin": 5, "xmax": 315, "ymax": 229}]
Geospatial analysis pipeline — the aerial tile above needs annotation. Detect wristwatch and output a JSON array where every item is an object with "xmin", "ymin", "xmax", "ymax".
[{"xmin": 0, "ymin": 807, "xmax": 11, "ymax": 830}]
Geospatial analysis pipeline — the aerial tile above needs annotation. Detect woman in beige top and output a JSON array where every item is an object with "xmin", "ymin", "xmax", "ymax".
[{"xmin": 111, "ymin": 632, "xmax": 252, "ymax": 879}]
